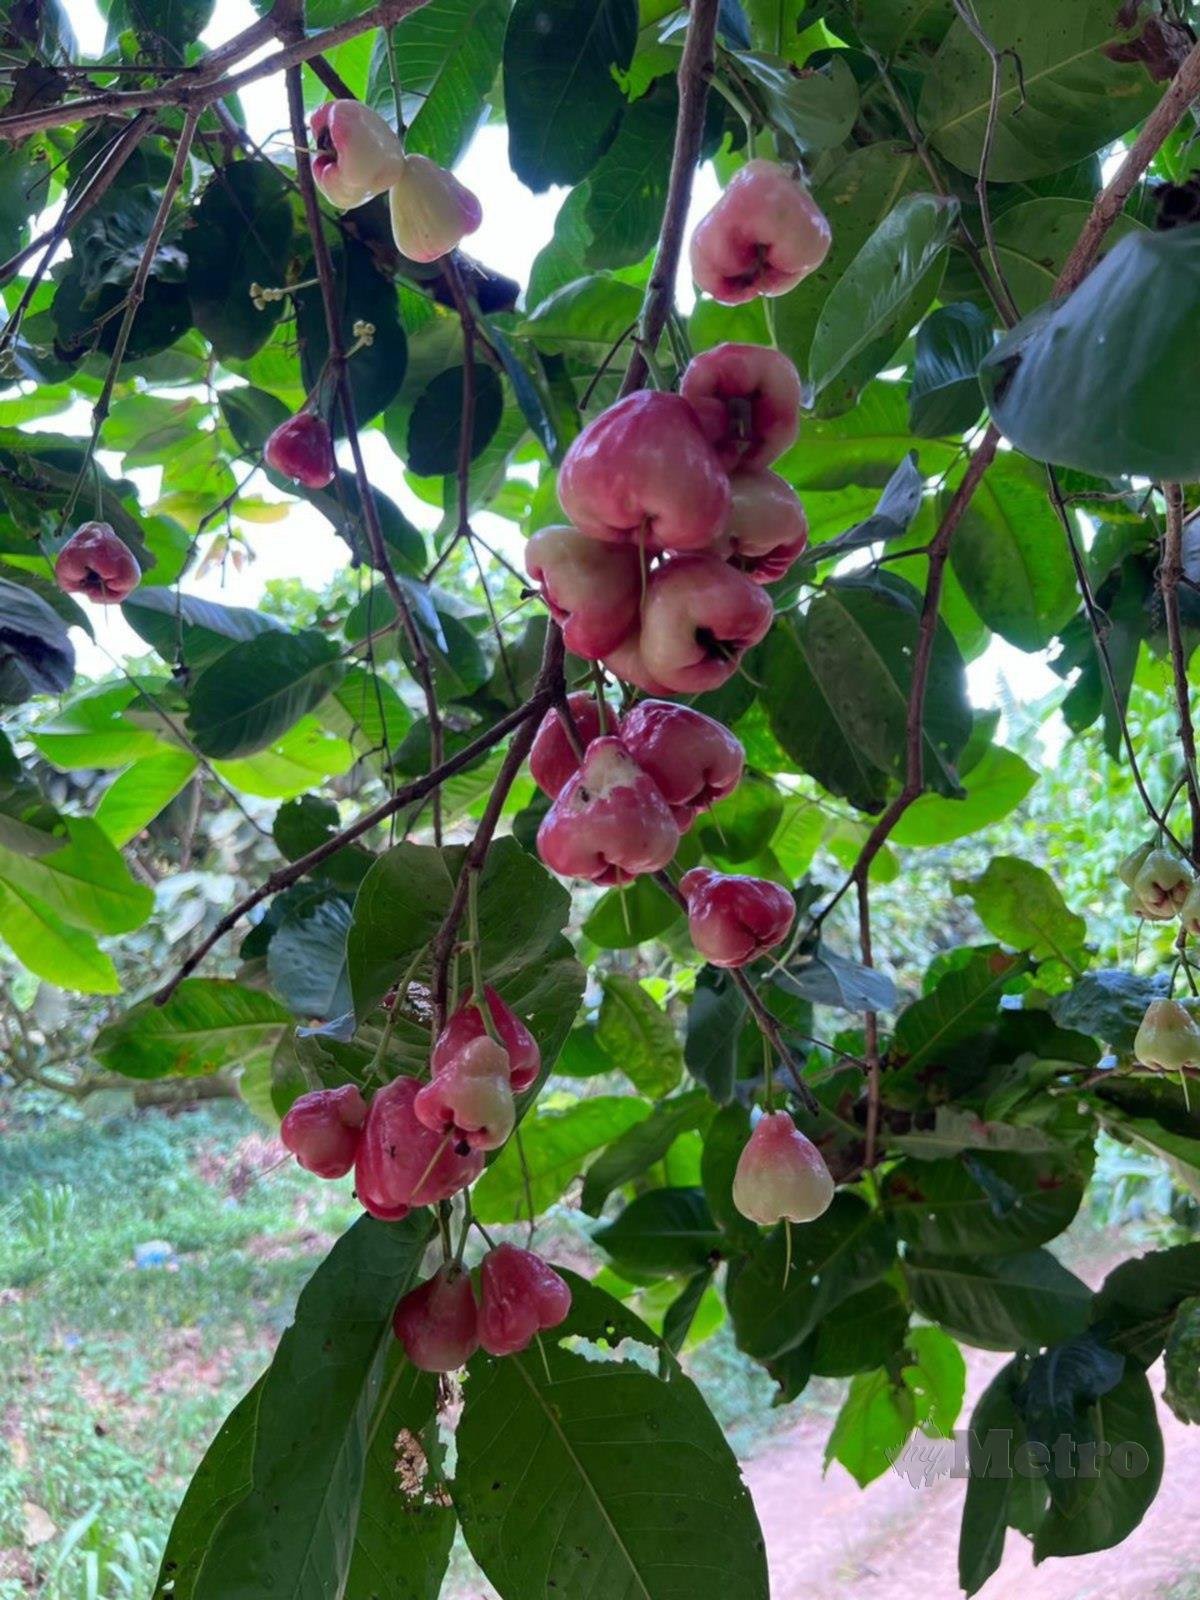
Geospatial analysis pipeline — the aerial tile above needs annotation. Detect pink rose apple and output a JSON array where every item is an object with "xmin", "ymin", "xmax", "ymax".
[
  {"xmin": 311, "ymin": 100, "xmax": 405, "ymax": 210},
  {"xmin": 557, "ymin": 391, "xmax": 731, "ymax": 553},
  {"xmin": 679, "ymin": 343, "xmax": 803, "ymax": 470},
  {"xmin": 393, "ymin": 1266, "xmax": 479, "ymax": 1372},
  {"xmin": 414, "ymin": 1036, "xmax": 516, "ymax": 1152},
  {"xmin": 264, "ymin": 412, "xmax": 336, "ymax": 489},
  {"xmin": 690, "ymin": 160, "xmax": 832, "ymax": 304},
  {"xmin": 639, "ymin": 555, "xmax": 774, "ymax": 693},
  {"xmin": 537, "ymin": 736, "xmax": 680, "ymax": 885},
  {"xmin": 432, "ymin": 986, "xmax": 542, "ymax": 1093},
  {"xmin": 618, "ymin": 700, "xmax": 744, "ymax": 830},
  {"xmin": 718, "ymin": 469, "xmax": 809, "ymax": 584},
  {"xmin": 732, "ymin": 1111, "xmax": 834, "ymax": 1224},
  {"xmin": 529, "ymin": 693, "xmax": 607, "ymax": 799},
  {"xmin": 280, "ymin": 1083, "xmax": 367, "ymax": 1179},
  {"xmin": 524, "ymin": 524, "xmax": 641, "ymax": 659},
  {"xmin": 354, "ymin": 1076, "xmax": 483, "ymax": 1220},
  {"xmin": 389, "ymin": 153, "xmax": 482, "ymax": 262},
  {"xmin": 477, "ymin": 1244, "xmax": 572, "ymax": 1357},
  {"xmin": 54, "ymin": 522, "xmax": 140, "ymax": 604},
  {"xmin": 680, "ymin": 867, "xmax": 796, "ymax": 968},
  {"xmin": 601, "ymin": 632, "xmax": 678, "ymax": 697}
]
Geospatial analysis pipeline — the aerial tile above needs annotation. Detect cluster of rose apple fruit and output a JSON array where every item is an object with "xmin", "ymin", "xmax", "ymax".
[
  {"xmin": 1123, "ymin": 840, "xmax": 1200, "ymax": 1072},
  {"xmin": 53, "ymin": 115, "xmax": 841, "ymax": 1368}
]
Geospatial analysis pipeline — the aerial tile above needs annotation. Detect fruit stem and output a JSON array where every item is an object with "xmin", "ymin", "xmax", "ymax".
[{"xmin": 466, "ymin": 869, "xmax": 504, "ymax": 1047}]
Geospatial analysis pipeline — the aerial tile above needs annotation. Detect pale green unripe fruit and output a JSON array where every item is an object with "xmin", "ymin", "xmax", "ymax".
[
  {"xmin": 1181, "ymin": 880, "xmax": 1200, "ymax": 938},
  {"xmin": 1117, "ymin": 840, "xmax": 1156, "ymax": 890},
  {"xmin": 1133, "ymin": 848, "xmax": 1193, "ymax": 917},
  {"xmin": 732, "ymin": 1110, "xmax": 834, "ymax": 1225},
  {"xmin": 1134, "ymin": 999, "xmax": 1200, "ymax": 1071}
]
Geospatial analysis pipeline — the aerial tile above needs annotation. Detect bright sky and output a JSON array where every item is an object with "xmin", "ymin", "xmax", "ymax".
[{"xmin": 30, "ymin": 0, "xmax": 1055, "ymax": 714}]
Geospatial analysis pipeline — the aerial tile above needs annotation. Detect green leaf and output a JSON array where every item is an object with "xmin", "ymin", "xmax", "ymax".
[
  {"xmin": 954, "ymin": 856, "xmax": 1088, "ymax": 971},
  {"xmin": 887, "ymin": 745, "xmax": 1037, "ymax": 848},
  {"xmin": 811, "ymin": 1283, "xmax": 910, "ymax": 1377},
  {"xmin": 384, "ymin": 0, "xmax": 507, "ymax": 167},
  {"xmin": 581, "ymin": 1089, "xmax": 712, "ymax": 1215},
  {"xmin": 93, "ymin": 979, "xmax": 292, "ymax": 1080},
  {"xmin": 455, "ymin": 1274, "xmax": 769, "ymax": 1600},
  {"xmin": 885, "ymin": 1150, "xmax": 1085, "ymax": 1255},
  {"xmin": 406, "ymin": 363, "xmax": 503, "ymax": 475},
  {"xmin": 949, "ymin": 454, "xmax": 1079, "ymax": 651},
  {"xmin": 728, "ymin": 1194, "xmax": 896, "ymax": 1361},
  {"xmin": 1050, "ymin": 968, "xmax": 1170, "ymax": 1055},
  {"xmin": 977, "ymin": 197, "xmax": 1146, "ymax": 317},
  {"xmin": 761, "ymin": 573, "xmax": 970, "ymax": 812},
  {"xmin": 905, "ymin": 1248, "xmax": 1092, "ymax": 1349},
  {"xmin": 186, "ymin": 632, "xmax": 347, "ymax": 760},
  {"xmin": 958, "ymin": 1361, "xmax": 1019, "ymax": 1594},
  {"xmin": 595, "ymin": 1187, "xmax": 723, "ymax": 1276},
  {"xmin": 296, "ymin": 238, "xmax": 407, "ymax": 430},
  {"xmin": 32, "ymin": 681, "xmax": 163, "ymax": 769},
  {"xmin": 472, "ymin": 1095, "xmax": 651, "ymax": 1224},
  {"xmin": 824, "ymin": 1366, "xmax": 916, "ymax": 1488},
  {"xmin": 582, "ymin": 78, "xmax": 684, "ymax": 269},
  {"xmin": 182, "ymin": 1214, "xmax": 436, "ymax": 1600},
  {"xmin": 521, "ymin": 273, "xmax": 646, "ymax": 358},
  {"xmin": 267, "ymin": 893, "xmax": 353, "ymax": 1021},
  {"xmin": 908, "ymin": 302, "xmax": 991, "ymax": 437},
  {"xmin": 186, "ymin": 163, "xmax": 293, "ymax": 360},
  {"xmin": 0, "ymin": 816, "xmax": 153, "ymax": 934},
  {"xmin": 1092, "ymin": 1242, "xmax": 1200, "ymax": 1366},
  {"xmin": 123, "ymin": 587, "xmax": 285, "ymax": 672},
  {"xmin": 0, "ymin": 575, "xmax": 75, "ymax": 700},
  {"xmin": 685, "ymin": 968, "xmax": 746, "ymax": 1104},
  {"xmin": 502, "ymin": 0, "xmax": 638, "ymax": 191},
  {"xmin": 732, "ymin": 49, "xmax": 860, "ymax": 154},
  {"xmin": 582, "ymin": 874, "xmax": 683, "ymax": 949},
  {"xmin": 696, "ymin": 771, "xmax": 783, "ymax": 864},
  {"xmin": 0, "ymin": 881, "xmax": 118, "ymax": 994},
  {"xmin": 94, "ymin": 749, "xmax": 198, "ymax": 846},
  {"xmin": 891, "ymin": 947, "xmax": 1027, "ymax": 1076},
  {"xmin": 212, "ymin": 718, "xmax": 355, "ymax": 800},
  {"xmin": 809, "ymin": 192, "xmax": 957, "ymax": 414},
  {"xmin": 347, "ymin": 842, "xmax": 454, "ymax": 1018},
  {"xmin": 917, "ymin": 0, "xmax": 1160, "ymax": 181},
  {"xmin": 597, "ymin": 972, "xmax": 685, "ymax": 1096}
]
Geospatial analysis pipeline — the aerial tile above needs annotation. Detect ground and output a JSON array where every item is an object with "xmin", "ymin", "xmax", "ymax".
[{"xmin": 1, "ymin": 1098, "xmax": 1197, "ymax": 1600}]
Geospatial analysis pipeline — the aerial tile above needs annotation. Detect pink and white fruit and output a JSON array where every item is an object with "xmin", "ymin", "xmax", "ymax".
[
  {"xmin": 680, "ymin": 868, "xmax": 795, "ymax": 968},
  {"xmin": 1134, "ymin": 999, "xmax": 1200, "ymax": 1071},
  {"xmin": 601, "ymin": 632, "xmax": 678, "ymax": 697},
  {"xmin": 280, "ymin": 1083, "xmax": 367, "ymax": 1179},
  {"xmin": 557, "ymin": 391, "xmax": 731, "ymax": 553},
  {"xmin": 529, "ymin": 693, "xmax": 605, "ymax": 799},
  {"xmin": 525, "ymin": 525, "xmax": 641, "ymax": 659},
  {"xmin": 54, "ymin": 522, "xmax": 140, "ymax": 604},
  {"xmin": 310, "ymin": 100, "xmax": 405, "ymax": 210},
  {"xmin": 393, "ymin": 1266, "xmax": 479, "ymax": 1372},
  {"xmin": 732, "ymin": 1111, "xmax": 834, "ymax": 1225},
  {"xmin": 388, "ymin": 154, "xmax": 482, "ymax": 262},
  {"xmin": 537, "ymin": 736, "xmax": 680, "ymax": 885},
  {"xmin": 639, "ymin": 555, "xmax": 774, "ymax": 693},
  {"xmin": 477, "ymin": 1244, "xmax": 571, "ymax": 1357},
  {"xmin": 414, "ymin": 1035, "xmax": 516, "ymax": 1152},
  {"xmin": 1133, "ymin": 848, "xmax": 1193, "ymax": 915},
  {"xmin": 432, "ymin": 986, "xmax": 541, "ymax": 1093},
  {"xmin": 619, "ymin": 700, "xmax": 744, "ymax": 830},
  {"xmin": 719, "ymin": 469, "xmax": 809, "ymax": 585},
  {"xmin": 354, "ymin": 1076, "xmax": 483, "ymax": 1220},
  {"xmin": 690, "ymin": 160, "xmax": 832, "ymax": 304},
  {"xmin": 679, "ymin": 343, "xmax": 803, "ymax": 470},
  {"xmin": 264, "ymin": 412, "xmax": 336, "ymax": 489}
]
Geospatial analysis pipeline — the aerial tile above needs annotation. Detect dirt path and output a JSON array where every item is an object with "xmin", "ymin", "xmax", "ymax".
[{"xmin": 744, "ymin": 1350, "xmax": 1200, "ymax": 1600}]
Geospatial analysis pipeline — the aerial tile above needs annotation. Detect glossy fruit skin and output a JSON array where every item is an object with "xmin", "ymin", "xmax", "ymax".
[
  {"xmin": 602, "ymin": 632, "xmax": 678, "ymax": 697},
  {"xmin": 639, "ymin": 554, "xmax": 774, "ymax": 694},
  {"xmin": 354, "ymin": 1076, "xmax": 483, "ymax": 1219},
  {"xmin": 618, "ymin": 700, "xmax": 744, "ymax": 830},
  {"xmin": 280, "ymin": 1084, "xmax": 367, "ymax": 1179},
  {"xmin": 1134, "ymin": 999, "xmax": 1200, "ymax": 1070},
  {"xmin": 690, "ymin": 160, "xmax": 832, "ymax": 304},
  {"xmin": 388, "ymin": 153, "xmax": 482, "ymax": 262},
  {"xmin": 679, "ymin": 343, "xmax": 802, "ymax": 470},
  {"xmin": 264, "ymin": 412, "xmax": 336, "ymax": 489},
  {"xmin": 393, "ymin": 1267, "xmax": 480, "ymax": 1372},
  {"xmin": 1117, "ymin": 839, "xmax": 1155, "ymax": 889},
  {"xmin": 537, "ymin": 736, "xmax": 680, "ymax": 885},
  {"xmin": 525, "ymin": 525, "xmax": 641, "ymax": 659},
  {"xmin": 732, "ymin": 1111, "xmax": 834, "ymax": 1225},
  {"xmin": 54, "ymin": 522, "xmax": 140, "ymax": 604},
  {"xmin": 432, "ymin": 986, "xmax": 541, "ymax": 1093},
  {"xmin": 477, "ymin": 1244, "xmax": 572, "ymax": 1357},
  {"xmin": 557, "ymin": 391, "xmax": 731, "ymax": 553},
  {"xmin": 680, "ymin": 867, "xmax": 795, "ymax": 968},
  {"xmin": 414, "ymin": 1036, "xmax": 516, "ymax": 1152},
  {"xmin": 529, "ymin": 693, "xmax": 606, "ymax": 799},
  {"xmin": 1181, "ymin": 881, "xmax": 1200, "ymax": 938},
  {"xmin": 719, "ymin": 469, "xmax": 809, "ymax": 584},
  {"xmin": 311, "ymin": 100, "xmax": 405, "ymax": 209},
  {"xmin": 1133, "ymin": 848, "xmax": 1193, "ymax": 915}
]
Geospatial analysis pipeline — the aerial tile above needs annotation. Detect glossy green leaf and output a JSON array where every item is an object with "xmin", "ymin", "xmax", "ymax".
[
  {"xmin": 905, "ymin": 1248, "xmax": 1092, "ymax": 1350},
  {"xmin": 186, "ymin": 632, "xmax": 347, "ymax": 760},
  {"xmin": 597, "ymin": 972, "xmax": 684, "ymax": 1096},
  {"xmin": 93, "ymin": 979, "xmax": 292, "ymax": 1080},
  {"xmin": 472, "ymin": 1095, "xmax": 651, "ymax": 1224}
]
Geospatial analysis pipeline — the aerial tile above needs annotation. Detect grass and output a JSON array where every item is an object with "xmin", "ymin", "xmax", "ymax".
[{"xmin": 0, "ymin": 1099, "xmax": 801, "ymax": 1599}]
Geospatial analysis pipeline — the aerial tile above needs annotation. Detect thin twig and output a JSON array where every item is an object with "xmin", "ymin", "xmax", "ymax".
[{"xmin": 1161, "ymin": 483, "xmax": 1200, "ymax": 852}]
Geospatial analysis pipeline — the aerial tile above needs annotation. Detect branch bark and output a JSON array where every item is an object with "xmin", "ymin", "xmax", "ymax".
[{"xmin": 1161, "ymin": 483, "xmax": 1200, "ymax": 851}]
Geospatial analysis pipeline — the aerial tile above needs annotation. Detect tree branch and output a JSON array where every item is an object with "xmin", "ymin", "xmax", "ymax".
[{"xmin": 1158, "ymin": 484, "xmax": 1200, "ymax": 850}]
